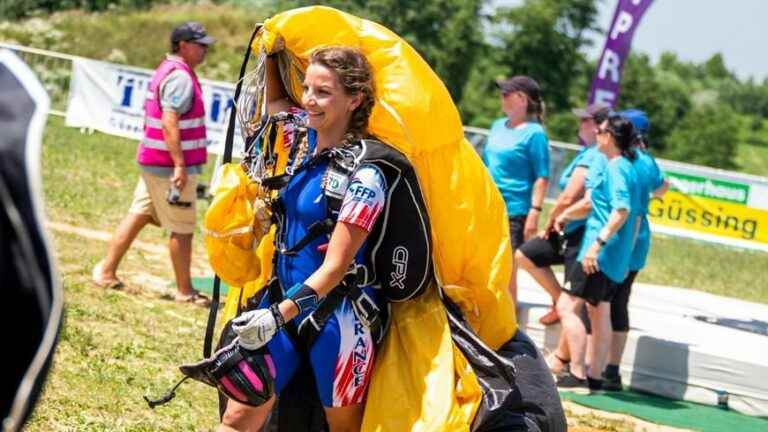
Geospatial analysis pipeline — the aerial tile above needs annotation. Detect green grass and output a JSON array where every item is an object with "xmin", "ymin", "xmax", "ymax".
[
  {"xmin": 735, "ymin": 142, "xmax": 768, "ymax": 177},
  {"xmin": 639, "ymin": 234, "xmax": 768, "ymax": 303},
  {"xmin": 27, "ymin": 231, "xmax": 220, "ymax": 431}
]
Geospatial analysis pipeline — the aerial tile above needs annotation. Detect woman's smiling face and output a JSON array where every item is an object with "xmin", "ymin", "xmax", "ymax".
[{"xmin": 301, "ymin": 63, "xmax": 360, "ymax": 134}]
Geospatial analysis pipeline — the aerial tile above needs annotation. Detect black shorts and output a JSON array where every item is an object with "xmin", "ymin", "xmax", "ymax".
[
  {"xmin": 518, "ymin": 226, "xmax": 585, "ymax": 269},
  {"xmin": 563, "ymin": 265, "xmax": 617, "ymax": 306},
  {"xmin": 609, "ymin": 270, "xmax": 637, "ymax": 332},
  {"xmin": 582, "ymin": 270, "xmax": 638, "ymax": 333},
  {"xmin": 509, "ymin": 215, "xmax": 527, "ymax": 249}
]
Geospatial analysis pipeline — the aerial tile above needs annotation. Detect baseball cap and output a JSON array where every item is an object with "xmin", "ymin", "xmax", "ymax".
[
  {"xmin": 496, "ymin": 76, "xmax": 541, "ymax": 101},
  {"xmin": 572, "ymin": 102, "xmax": 611, "ymax": 121},
  {"xmin": 619, "ymin": 108, "xmax": 650, "ymax": 134},
  {"xmin": 171, "ymin": 22, "xmax": 216, "ymax": 46}
]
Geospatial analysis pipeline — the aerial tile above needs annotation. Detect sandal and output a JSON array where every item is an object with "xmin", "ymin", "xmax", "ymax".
[
  {"xmin": 91, "ymin": 260, "xmax": 125, "ymax": 290},
  {"xmin": 175, "ymin": 290, "xmax": 211, "ymax": 307},
  {"xmin": 539, "ymin": 307, "xmax": 560, "ymax": 326},
  {"xmin": 545, "ymin": 351, "xmax": 570, "ymax": 375}
]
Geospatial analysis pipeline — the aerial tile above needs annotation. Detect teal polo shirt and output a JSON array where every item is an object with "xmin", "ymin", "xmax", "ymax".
[{"xmin": 483, "ymin": 119, "xmax": 550, "ymax": 217}]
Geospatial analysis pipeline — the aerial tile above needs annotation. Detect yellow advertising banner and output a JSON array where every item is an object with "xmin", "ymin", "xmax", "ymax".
[{"xmin": 648, "ymin": 171, "xmax": 768, "ymax": 249}]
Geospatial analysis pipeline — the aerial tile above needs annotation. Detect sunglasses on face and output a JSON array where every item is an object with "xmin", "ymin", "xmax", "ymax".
[{"xmin": 596, "ymin": 127, "xmax": 612, "ymax": 136}]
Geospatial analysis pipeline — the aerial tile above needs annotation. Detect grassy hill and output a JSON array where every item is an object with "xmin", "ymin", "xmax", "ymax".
[{"xmin": 0, "ymin": 3, "xmax": 267, "ymax": 81}]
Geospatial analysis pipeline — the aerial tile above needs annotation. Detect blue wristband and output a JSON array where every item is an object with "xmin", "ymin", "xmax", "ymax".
[{"xmin": 287, "ymin": 283, "xmax": 319, "ymax": 314}]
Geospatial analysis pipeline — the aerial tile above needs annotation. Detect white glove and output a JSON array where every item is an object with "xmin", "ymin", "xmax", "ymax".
[{"xmin": 231, "ymin": 305, "xmax": 284, "ymax": 350}]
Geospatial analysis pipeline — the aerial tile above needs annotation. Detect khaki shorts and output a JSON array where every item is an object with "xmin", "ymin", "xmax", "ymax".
[{"xmin": 128, "ymin": 172, "xmax": 198, "ymax": 234}]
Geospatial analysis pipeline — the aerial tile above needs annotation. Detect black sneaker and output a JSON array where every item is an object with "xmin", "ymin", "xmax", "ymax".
[
  {"xmin": 556, "ymin": 372, "xmax": 590, "ymax": 394},
  {"xmin": 602, "ymin": 373, "xmax": 623, "ymax": 391}
]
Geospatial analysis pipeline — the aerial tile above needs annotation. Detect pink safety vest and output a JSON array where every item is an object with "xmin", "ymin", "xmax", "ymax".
[{"xmin": 137, "ymin": 57, "xmax": 208, "ymax": 167}]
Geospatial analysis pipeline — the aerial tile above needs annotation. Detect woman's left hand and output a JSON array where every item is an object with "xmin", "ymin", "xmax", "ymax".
[
  {"xmin": 524, "ymin": 211, "xmax": 540, "ymax": 241},
  {"xmin": 582, "ymin": 242, "xmax": 601, "ymax": 275}
]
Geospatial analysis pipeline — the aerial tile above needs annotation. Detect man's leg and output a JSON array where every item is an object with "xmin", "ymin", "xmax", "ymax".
[
  {"xmin": 96, "ymin": 213, "xmax": 152, "ymax": 281},
  {"xmin": 169, "ymin": 232, "xmax": 194, "ymax": 296}
]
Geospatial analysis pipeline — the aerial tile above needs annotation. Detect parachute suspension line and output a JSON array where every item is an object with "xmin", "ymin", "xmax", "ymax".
[
  {"xmin": 143, "ymin": 376, "xmax": 191, "ymax": 409},
  {"xmin": 204, "ymin": 23, "xmax": 262, "ymax": 359}
]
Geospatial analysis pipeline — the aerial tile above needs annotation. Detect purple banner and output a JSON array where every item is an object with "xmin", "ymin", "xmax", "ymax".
[{"xmin": 588, "ymin": 0, "xmax": 654, "ymax": 107}]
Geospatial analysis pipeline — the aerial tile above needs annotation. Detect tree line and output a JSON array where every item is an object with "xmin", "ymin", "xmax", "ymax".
[{"xmin": 4, "ymin": 0, "xmax": 766, "ymax": 173}]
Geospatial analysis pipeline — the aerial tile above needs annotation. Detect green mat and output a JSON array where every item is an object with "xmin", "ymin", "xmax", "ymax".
[
  {"xmin": 169, "ymin": 276, "xmax": 230, "ymax": 297},
  {"xmin": 560, "ymin": 389, "xmax": 768, "ymax": 432}
]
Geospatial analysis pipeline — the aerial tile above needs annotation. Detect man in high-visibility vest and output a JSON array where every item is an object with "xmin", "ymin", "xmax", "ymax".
[{"xmin": 93, "ymin": 22, "xmax": 214, "ymax": 305}]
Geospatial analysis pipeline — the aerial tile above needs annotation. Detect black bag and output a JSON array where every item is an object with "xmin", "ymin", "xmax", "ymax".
[{"xmin": 1, "ymin": 51, "xmax": 63, "ymax": 432}]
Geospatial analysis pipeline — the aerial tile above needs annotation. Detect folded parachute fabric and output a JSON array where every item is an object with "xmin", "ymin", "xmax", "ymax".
[
  {"xmin": 216, "ymin": 5, "xmax": 521, "ymax": 431},
  {"xmin": 254, "ymin": 4, "xmax": 516, "ymax": 350}
]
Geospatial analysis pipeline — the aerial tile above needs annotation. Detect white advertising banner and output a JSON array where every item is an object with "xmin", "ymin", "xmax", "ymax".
[{"xmin": 65, "ymin": 57, "xmax": 244, "ymax": 157}]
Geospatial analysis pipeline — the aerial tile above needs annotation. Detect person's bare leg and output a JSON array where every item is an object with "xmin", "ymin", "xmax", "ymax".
[
  {"xmin": 218, "ymin": 396, "xmax": 275, "ymax": 431},
  {"xmin": 556, "ymin": 293, "xmax": 587, "ymax": 378},
  {"xmin": 97, "ymin": 213, "xmax": 152, "ymax": 280},
  {"xmin": 608, "ymin": 331, "xmax": 629, "ymax": 366},
  {"xmin": 515, "ymin": 250, "xmax": 562, "ymax": 303},
  {"xmin": 586, "ymin": 302, "xmax": 611, "ymax": 380},
  {"xmin": 324, "ymin": 403, "xmax": 364, "ymax": 432},
  {"xmin": 508, "ymin": 255, "xmax": 518, "ymax": 306},
  {"xmin": 546, "ymin": 333, "xmax": 571, "ymax": 374},
  {"xmin": 169, "ymin": 232, "xmax": 194, "ymax": 296}
]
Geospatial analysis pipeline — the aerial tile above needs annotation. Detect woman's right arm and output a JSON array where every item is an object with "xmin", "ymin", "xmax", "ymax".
[
  {"xmin": 265, "ymin": 55, "xmax": 295, "ymax": 115},
  {"xmin": 540, "ymin": 166, "xmax": 588, "ymax": 237}
]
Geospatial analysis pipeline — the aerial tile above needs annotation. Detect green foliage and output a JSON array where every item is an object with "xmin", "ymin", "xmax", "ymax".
[
  {"xmin": 664, "ymin": 105, "xmax": 740, "ymax": 170},
  {"xmin": 0, "ymin": 0, "xmax": 162, "ymax": 19},
  {"xmin": 2, "ymin": 1, "xmax": 766, "ymax": 175},
  {"xmin": 0, "ymin": 3, "xmax": 267, "ymax": 82},
  {"xmin": 618, "ymin": 53, "xmax": 692, "ymax": 153},
  {"xmin": 457, "ymin": 48, "xmax": 508, "ymax": 127},
  {"xmin": 545, "ymin": 111, "xmax": 579, "ymax": 143},
  {"xmin": 459, "ymin": 0, "xmax": 598, "ymax": 128},
  {"xmin": 720, "ymin": 78, "xmax": 768, "ymax": 119},
  {"xmin": 492, "ymin": 0, "xmax": 598, "ymax": 113}
]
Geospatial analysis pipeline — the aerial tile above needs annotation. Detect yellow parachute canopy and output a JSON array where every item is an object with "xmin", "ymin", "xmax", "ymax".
[
  {"xmin": 254, "ymin": 4, "xmax": 517, "ymax": 348},
  {"xmin": 215, "ymin": 6, "xmax": 517, "ymax": 430},
  {"xmin": 202, "ymin": 164, "xmax": 262, "ymax": 288}
]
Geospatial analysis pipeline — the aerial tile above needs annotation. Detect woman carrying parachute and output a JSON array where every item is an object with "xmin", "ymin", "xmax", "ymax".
[{"xmin": 189, "ymin": 6, "xmax": 565, "ymax": 431}]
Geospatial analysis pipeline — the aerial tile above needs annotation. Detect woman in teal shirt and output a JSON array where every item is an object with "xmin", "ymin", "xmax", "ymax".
[
  {"xmin": 483, "ymin": 75, "xmax": 550, "ymax": 302},
  {"xmin": 551, "ymin": 114, "xmax": 641, "ymax": 392},
  {"xmin": 598, "ymin": 109, "xmax": 669, "ymax": 391}
]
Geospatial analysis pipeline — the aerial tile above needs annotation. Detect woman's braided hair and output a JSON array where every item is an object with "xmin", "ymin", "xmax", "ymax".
[{"xmin": 309, "ymin": 47, "xmax": 376, "ymax": 145}]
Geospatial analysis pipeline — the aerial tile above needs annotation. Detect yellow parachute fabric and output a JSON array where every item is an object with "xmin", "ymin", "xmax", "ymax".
[
  {"xmin": 219, "ymin": 125, "xmax": 292, "ymax": 320},
  {"xmin": 203, "ymin": 164, "xmax": 261, "ymax": 287},
  {"xmin": 218, "ymin": 6, "xmax": 517, "ymax": 430}
]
